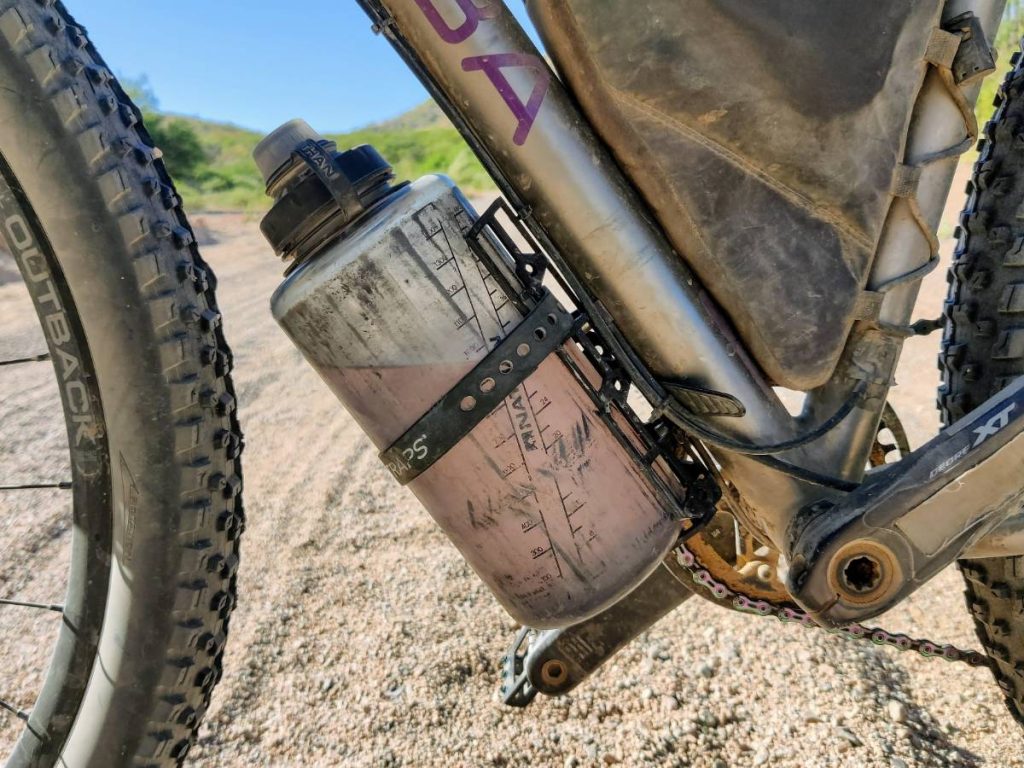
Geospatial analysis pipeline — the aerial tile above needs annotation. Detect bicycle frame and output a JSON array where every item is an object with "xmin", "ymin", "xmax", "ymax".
[{"xmin": 356, "ymin": 0, "xmax": 1022, "ymax": 558}]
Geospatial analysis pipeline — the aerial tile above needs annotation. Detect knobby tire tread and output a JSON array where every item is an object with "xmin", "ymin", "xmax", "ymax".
[
  {"xmin": 0, "ymin": 1, "xmax": 244, "ymax": 764},
  {"xmin": 941, "ymin": 43, "xmax": 1024, "ymax": 728}
]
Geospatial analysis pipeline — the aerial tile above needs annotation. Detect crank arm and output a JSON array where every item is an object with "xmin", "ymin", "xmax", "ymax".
[
  {"xmin": 787, "ymin": 375, "xmax": 1024, "ymax": 627},
  {"xmin": 507, "ymin": 556, "xmax": 693, "ymax": 702}
]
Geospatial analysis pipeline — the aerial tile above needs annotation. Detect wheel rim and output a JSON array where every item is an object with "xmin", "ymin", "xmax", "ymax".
[{"xmin": 0, "ymin": 155, "xmax": 113, "ymax": 767}]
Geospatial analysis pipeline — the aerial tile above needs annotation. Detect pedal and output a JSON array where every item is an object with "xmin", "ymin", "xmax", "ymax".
[
  {"xmin": 499, "ymin": 627, "xmax": 538, "ymax": 707},
  {"xmin": 787, "ymin": 376, "xmax": 1024, "ymax": 626}
]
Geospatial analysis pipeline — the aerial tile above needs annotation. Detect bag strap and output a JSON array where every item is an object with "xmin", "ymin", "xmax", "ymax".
[{"xmin": 865, "ymin": 15, "xmax": 995, "ymax": 335}]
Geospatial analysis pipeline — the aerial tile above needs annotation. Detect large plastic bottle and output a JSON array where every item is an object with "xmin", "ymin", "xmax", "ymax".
[{"xmin": 261, "ymin": 124, "xmax": 684, "ymax": 628}]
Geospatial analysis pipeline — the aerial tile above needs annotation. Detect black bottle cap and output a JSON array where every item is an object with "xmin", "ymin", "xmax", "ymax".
[{"xmin": 254, "ymin": 119, "xmax": 400, "ymax": 264}]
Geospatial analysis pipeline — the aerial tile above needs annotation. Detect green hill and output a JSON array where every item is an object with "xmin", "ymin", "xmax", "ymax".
[
  {"xmin": 144, "ymin": 102, "xmax": 491, "ymax": 212},
  {"xmin": 370, "ymin": 101, "xmax": 449, "ymax": 131},
  {"xmin": 979, "ymin": 2, "xmax": 1024, "ymax": 128},
  {"xmin": 144, "ymin": 2, "xmax": 1024, "ymax": 215}
]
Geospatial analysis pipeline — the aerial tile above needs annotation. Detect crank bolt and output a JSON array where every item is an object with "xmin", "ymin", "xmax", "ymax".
[
  {"xmin": 539, "ymin": 659, "xmax": 569, "ymax": 690},
  {"xmin": 829, "ymin": 541, "xmax": 900, "ymax": 606},
  {"xmin": 841, "ymin": 554, "xmax": 883, "ymax": 595}
]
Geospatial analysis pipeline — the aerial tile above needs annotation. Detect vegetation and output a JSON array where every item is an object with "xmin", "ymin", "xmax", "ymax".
[
  {"xmin": 980, "ymin": 1, "xmax": 1024, "ymax": 126},
  {"xmin": 125, "ymin": 8, "xmax": 1024, "ymax": 213},
  {"xmin": 123, "ymin": 80, "xmax": 490, "ymax": 212}
]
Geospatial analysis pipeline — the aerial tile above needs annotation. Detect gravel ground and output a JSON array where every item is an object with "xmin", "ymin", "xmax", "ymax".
[
  {"xmin": 0, "ymin": 253, "xmax": 72, "ymax": 744},
  {"xmin": 3, "ymin": 193, "xmax": 1024, "ymax": 767}
]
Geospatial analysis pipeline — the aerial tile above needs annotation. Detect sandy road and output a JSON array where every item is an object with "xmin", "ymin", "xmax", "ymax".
[
  {"xmin": 2, "ymin": 200, "xmax": 1024, "ymax": 767},
  {"xmin": 0, "ymin": 248, "xmax": 73, "ymax": 751},
  {"xmin": 184, "ymin": 211, "xmax": 1023, "ymax": 768}
]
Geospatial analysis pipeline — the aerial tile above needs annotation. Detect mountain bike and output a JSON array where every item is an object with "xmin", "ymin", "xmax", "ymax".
[{"xmin": 3, "ymin": 1, "xmax": 1024, "ymax": 765}]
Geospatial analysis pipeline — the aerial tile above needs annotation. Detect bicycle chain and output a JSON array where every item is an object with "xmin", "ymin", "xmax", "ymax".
[{"xmin": 674, "ymin": 543, "xmax": 992, "ymax": 669}]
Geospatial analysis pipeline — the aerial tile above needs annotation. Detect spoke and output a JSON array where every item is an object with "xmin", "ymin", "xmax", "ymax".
[
  {"xmin": 0, "ymin": 698, "xmax": 29, "ymax": 721},
  {"xmin": 0, "ymin": 598, "xmax": 63, "ymax": 613},
  {"xmin": 0, "ymin": 482, "xmax": 71, "ymax": 491},
  {"xmin": 0, "ymin": 353, "xmax": 49, "ymax": 367}
]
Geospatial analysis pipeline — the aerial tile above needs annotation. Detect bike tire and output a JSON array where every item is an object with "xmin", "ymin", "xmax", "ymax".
[
  {"xmin": 941, "ymin": 44, "xmax": 1024, "ymax": 727},
  {"xmin": 0, "ymin": 1, "xmax": 243, "ymax": 765}
]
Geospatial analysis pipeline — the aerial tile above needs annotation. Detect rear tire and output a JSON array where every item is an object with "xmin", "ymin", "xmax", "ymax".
[
  {"xmin": 940, "ymin": 44, "xmax": 1024, "ymax": 728},
  {"xmin": 0, "ymin": 1, "xmax": 244, "ymax": 765}
]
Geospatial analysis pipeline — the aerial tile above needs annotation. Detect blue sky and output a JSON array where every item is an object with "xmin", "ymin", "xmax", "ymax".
[{"xmin": 78, "ymin": 1, "xmax": 537, "ymax": 133}]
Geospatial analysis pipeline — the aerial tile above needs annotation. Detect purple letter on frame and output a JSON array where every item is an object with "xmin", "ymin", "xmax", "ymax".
[
  {"xmin": 414, "ymin": 0, "xmax": 499, "ymax": 45},
  {"xmin": 461, "ymin": 53, "xmax": 550, "ymax": 146}
]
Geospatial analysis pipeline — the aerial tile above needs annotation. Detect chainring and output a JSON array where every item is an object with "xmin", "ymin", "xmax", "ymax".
[{"xmin": 684, "ymin": 401, "xmax": 911, "ymax": 610}]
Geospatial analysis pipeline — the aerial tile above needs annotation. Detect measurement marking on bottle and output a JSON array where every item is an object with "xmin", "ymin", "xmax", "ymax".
[
  {"xmin": 503, "ymin": 398, "xmax": 533, "ymax": 482},
  {"xmin": 472, "ymin": 249, "xmax": 515, "ymax": 333},
  {"xmin": 420, "ymin": 204, "xmax": 490, "ymax": 347},
  {"xmin": 438, "ymin": 223, "xmax": 487, "ymax": 346},
  {"xmin": 533, "ymin": 506, "xmax": 563, "ymax": 579},
  {"xmin": 486, "ymin": 283, "xmax": 510, "ymax": 313},
  {"xmin": 500, "ymin": 389, "xmax": 567, "ymax": 582},
  {"xmin": 501, "ymin": 460, "xmax": 527, "ymax": 478},
  {"xmin": 527, "ymin": 388, "xmax": 561, "ymax": 454},
  {"xmin": 511, "ymin": 485, "xmax": 563, "ymax": 579},
  {"xmin": 397, "ymin": 223, "xmax": 477, "ymax": 337},
  {"xmin": 554, "ymin": 477, "xmax": 587, "ymax": 560},
  {"xmin": 493, "ymin": 431, "xmax": 517, "ymax": 450},
  {"xmin": 561, "ymin": 491, "xmax": 586, "ymax": 522},
  {"xmin": 452, "ymin": 206, "xmax": 473, "ymax": 232}
]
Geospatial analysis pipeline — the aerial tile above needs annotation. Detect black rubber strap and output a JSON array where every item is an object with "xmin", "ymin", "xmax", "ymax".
[
  {"xmin": 293, "ymin": 139, "xmax": 363, "ymax": 214},
  {"xmin": 380, "ymin": 291, "xmax": 573, "ymax": 485}
]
